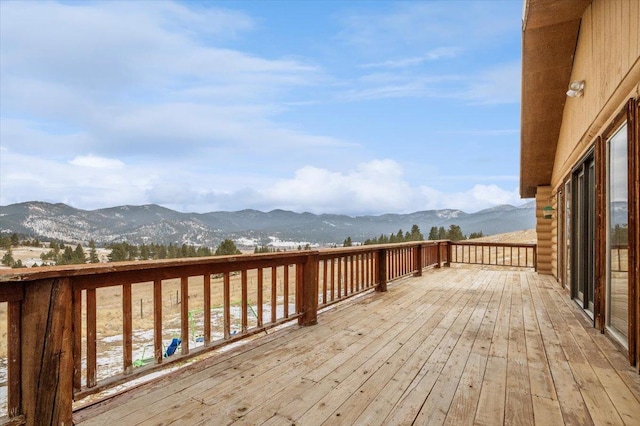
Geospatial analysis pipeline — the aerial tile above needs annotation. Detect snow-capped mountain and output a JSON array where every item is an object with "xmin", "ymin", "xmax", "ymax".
[{"xmin": 0, "ymin": 201, "xmax": 535, "ymax": 247}]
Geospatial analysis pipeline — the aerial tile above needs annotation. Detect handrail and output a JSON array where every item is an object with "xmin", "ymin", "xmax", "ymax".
[
  {"xmin": 0, "ymin": 240, "xmax": 450, "ymax": 424},
  {"xmin": 449, "ymin": 241, "xmax": 537, "ymax": 270}
]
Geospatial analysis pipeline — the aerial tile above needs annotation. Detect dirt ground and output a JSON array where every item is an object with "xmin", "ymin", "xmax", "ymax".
[{"xmin": 469, "ymin": 228, "xmax": 537, "ymax": 244}]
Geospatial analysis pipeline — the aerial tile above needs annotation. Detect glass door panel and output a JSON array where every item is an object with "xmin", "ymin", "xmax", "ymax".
[
  {"xmin": 607, "ymin": 123, "xmax": 629, "ymax": 343},
  {"xmin": 572, "ymin": 153, "xmax": 595, "ymax": 316}
]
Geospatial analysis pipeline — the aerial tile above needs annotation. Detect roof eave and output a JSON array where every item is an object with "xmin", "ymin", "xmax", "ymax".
[{"xmin": 519, "ymin": 0, "xmax": 591, "ymax": 198}]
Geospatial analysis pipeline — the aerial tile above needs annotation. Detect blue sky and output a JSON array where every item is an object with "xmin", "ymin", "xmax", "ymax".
[{"xmin": 0, "ymin": 0, "xmax": 525, "ymax": 215}]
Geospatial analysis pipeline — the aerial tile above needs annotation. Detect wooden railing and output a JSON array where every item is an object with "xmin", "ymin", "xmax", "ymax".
[
  {"xmin": 0, "ymin": 241, "xmax": 449, "ymax": 425},
  {"xmin": 449, "ymin": 241, "xmax": 537, "ymax": 270}
]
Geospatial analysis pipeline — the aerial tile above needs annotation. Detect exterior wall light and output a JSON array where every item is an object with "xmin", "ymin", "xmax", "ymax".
[
  {"xmin": 542, "ymin": 206, "xmax": 554, "ymax": 219},
  {"xmin": 566, "ymin": 80, "xmax": 585, "ymax": 97}
]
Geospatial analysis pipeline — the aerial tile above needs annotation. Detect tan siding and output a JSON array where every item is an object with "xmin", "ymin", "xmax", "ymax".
[
  {"xmin": 631, "ymin": 0, "xmax": 639, "ymax": 68},
  {"xmin": 551, "ymin": 0, "xmax": 640, "ymax": 188}
]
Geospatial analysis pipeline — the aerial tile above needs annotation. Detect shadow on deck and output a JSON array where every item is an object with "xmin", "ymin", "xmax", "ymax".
[{"xmin": 74, "ymin": 266, "xmax": 640, "ymax": 425}]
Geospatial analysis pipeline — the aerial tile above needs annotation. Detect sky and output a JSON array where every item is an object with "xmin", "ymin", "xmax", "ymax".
[{"xmin": 0, "ymin": 0, "xmax": 526, "ymax": 216}]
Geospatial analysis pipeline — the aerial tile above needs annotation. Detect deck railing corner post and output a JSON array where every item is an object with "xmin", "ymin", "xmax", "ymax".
[
  {"xmin": 21, "ymin": 277, "xmax": 74, "ymax": 425},
  {"xmin": 445, "ymin": 241, "xmax": 452, "ymax": 267},
  {"xmin": 413, "ymin": 243, "xmax": 423, "ymax": 277},
  {"xmin": 299, "ymin": 252, "xmax": 319, "ymax": 326},
  {"xmin": 377, "ymin": 248, "xmax": 388, "ymax": 292}
]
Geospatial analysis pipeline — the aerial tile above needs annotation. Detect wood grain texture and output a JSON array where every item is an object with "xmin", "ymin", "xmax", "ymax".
[
  {"xmin": 21, "ymin": 278, "xmax": 73, "ymax": 425},
  {"xmin": 75, "ymin": 267, "xmax": 640, "ymax": 426}
]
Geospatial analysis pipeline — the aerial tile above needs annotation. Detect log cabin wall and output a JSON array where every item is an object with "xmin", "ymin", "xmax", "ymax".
[{"xmin": 535, "ymin": 186, "xmax": 553, "ymax": 275}]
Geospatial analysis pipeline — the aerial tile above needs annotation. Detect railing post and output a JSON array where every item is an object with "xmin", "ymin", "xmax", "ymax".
[
  {"xmin": 21, "ymin": 278, "xmax": 74, "ymax": 425},
  {"xmin": 414, "ymin": 244, "xmax": 423, "ymax": 277},
  {"xmin": 299, "ymin": 252, "xmax": 319, "ymax": 326},
  {"xmin": 377, "ymin": 248, "xmax": 388, "ymax": 292},
  {"xmin": 436, "ymin": 242, "xmax": 442, "ymax": 268},
  {"xmin": 8, "ymin": 299, "xmax": 21, "ymax": 418},
  {"xmin": 533, "ymin": 245, "xmax": 538, "ymax": 272},
  {"xmin": 445, "ymin": 241, "xmax": 452, "ymax": 267}
]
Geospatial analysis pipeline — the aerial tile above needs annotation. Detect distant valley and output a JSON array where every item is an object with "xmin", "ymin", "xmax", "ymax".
[{"xmin": 0, "ymin": 201, "xmax": 536, "ymax": 248}]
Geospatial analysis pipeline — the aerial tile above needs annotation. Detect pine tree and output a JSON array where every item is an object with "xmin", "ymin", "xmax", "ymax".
[
  {"xmin": 446, "ymin": 224, "xmax": 465, "ymax": 241},
  {"xmin": 108, "ymin": 243, "xmax": 128, "ymax": 262},
  {"xmin": 88, "ymin": 240, "xmax": 100, "ymax": 263},
  {"xmin": 428, "ymin": 226, "xmax": 438, "ymax": 240},
  {"xmin": 343, "ymin": 237, "xmax": 352, "ymax": 247},
  {"xmin": 410, "ymin": 225, "xmax": 424, "ymax": 241},
  {"xmin": 72, "ymin": 244, "xmax": 87, "ymax": 264},
  {"xmin": 139, "ymin": 244, "xmax": 149, "ymax": 260},
  {"xmin": 215, "ymin": 239, "xmax": 241, "ymax": 256},
  {"xmin": 2, "ymin": 248, "xmax": 15, "ymax": 266}
]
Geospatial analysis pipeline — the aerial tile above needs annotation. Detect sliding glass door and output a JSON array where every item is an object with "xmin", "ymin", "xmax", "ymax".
[
  {"xmin": 572, "ymin": 153, "xmax": 595, "ymax": 314},
  {"xmin": 607, "ymin": 123, "xmax": 629, "ymax": 344}
]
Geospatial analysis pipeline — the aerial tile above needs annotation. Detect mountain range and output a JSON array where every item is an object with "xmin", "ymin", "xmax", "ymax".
[{"xmin": 0, "ymin": 201, "xmax": 535, "ymax": 247}]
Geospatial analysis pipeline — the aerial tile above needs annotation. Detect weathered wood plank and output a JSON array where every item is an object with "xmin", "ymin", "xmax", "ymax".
[
  {"xmin": 474, "ymin": 271, "xmax": 511, "ymax": 426},
  {"xmin": 180, "ymin": 276, "xmax": 189, "ymax": 355},
  {"xmin": 305, "ymin": 272, "xmax": 481, "ymax": 425},
  {"xmin": 74, "ymin": 268, "xmax": 640, "ymax": 426},
  {"xmin": 86, "ymin": 288, "xmax": 97, "ymax": 388},
  {"xmin": 521, "ymin": 273, "xmax": 564, "ymax": 425},
  {"xmin": 153, "ymin": 279, "xmax": 163, "ymax": 363},
  {"xmin": 77, "ymin": 271, "xmax": 414, "ymax": 424},
  {"xmin": 122, "ymin": 283, "xmax": 133, "ymax": 374},
  {"xmin": 203, "ymin": 274, "xmax": 210, "ymax": 345},
  {"xmin": 21, "ymin": 278, "xmax": 73, "ymax": 424},
  {"xmin": 443, "ymin": 272, "xmax": 503, "ymax": 426},
  {"xmin": 238, "ymin": 271, "xmax": 469, "ymax": 426},
  {"xmin": 271, "ymin": 266, "xmax": 277, "ymax": 324},
  {"xmin": 411, "ymin": 273, "xmax": 495, "ymax": 425},
  {"xmin": 529, "ymin": 273, "xmax": 594, "ymax": 425},
  {"xmin": 241, "ymin": 270, "xmax": 248, "ymax": 333},
  {"xmin": 504, "ymin": 273, "xmax": 534, "ymax": 426},
  {"xmin": 380, "ymin": 271, "xmax": 489, "ymax": 425},
  {"xmin": 257, "ymin": 268, "xmax": 263, "ymax": 328},
  {"xmin": 72, "ymin": 289, "xmax": 82, "ymax": 392},
  {"xmin": 7, "ymin": 301, "xmax": 21, "ymax": 417}
]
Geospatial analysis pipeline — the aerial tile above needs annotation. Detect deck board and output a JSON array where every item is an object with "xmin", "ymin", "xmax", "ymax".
[{"xmin": 75, "ymin": 267, "xmax": 640, "ymax": 426}]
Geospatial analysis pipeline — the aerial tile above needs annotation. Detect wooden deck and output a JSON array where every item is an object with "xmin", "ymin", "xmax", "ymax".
[{"xmin": 74, "ymin": 266, "xmax": 640, "ymax": 425}]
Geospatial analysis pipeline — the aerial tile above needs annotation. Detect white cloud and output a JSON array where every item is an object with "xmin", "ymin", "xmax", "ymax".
[
  {"xmin": 360, "ymin": 47, "xmax": 461, "ymax": 69},
  {"xmin": 69, "ymin": 155, "xmax": 124, "ymax": 169},
  {"xmin": 1, "ymin": 154, "xmax": 523, "ymax": 215},
  {"xmin": 264, "ymin": 160, "xmax": 412, "ymax": 214},
  {"xmin": 0, "ymin": 151, "xmax": 154, "ymax": 209},
  {"xmin": 418, "ymin": 184, "xmax": 521, "ymax": 212},
  {"xmin": 0, "ymin": 1, "xmax": 345, "ymax": 174}
]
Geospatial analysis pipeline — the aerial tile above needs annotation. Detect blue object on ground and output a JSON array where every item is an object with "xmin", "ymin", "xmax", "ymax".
[{"xmin": 164, "ymin": 338, "xmax": 181, "ymax": 357}]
